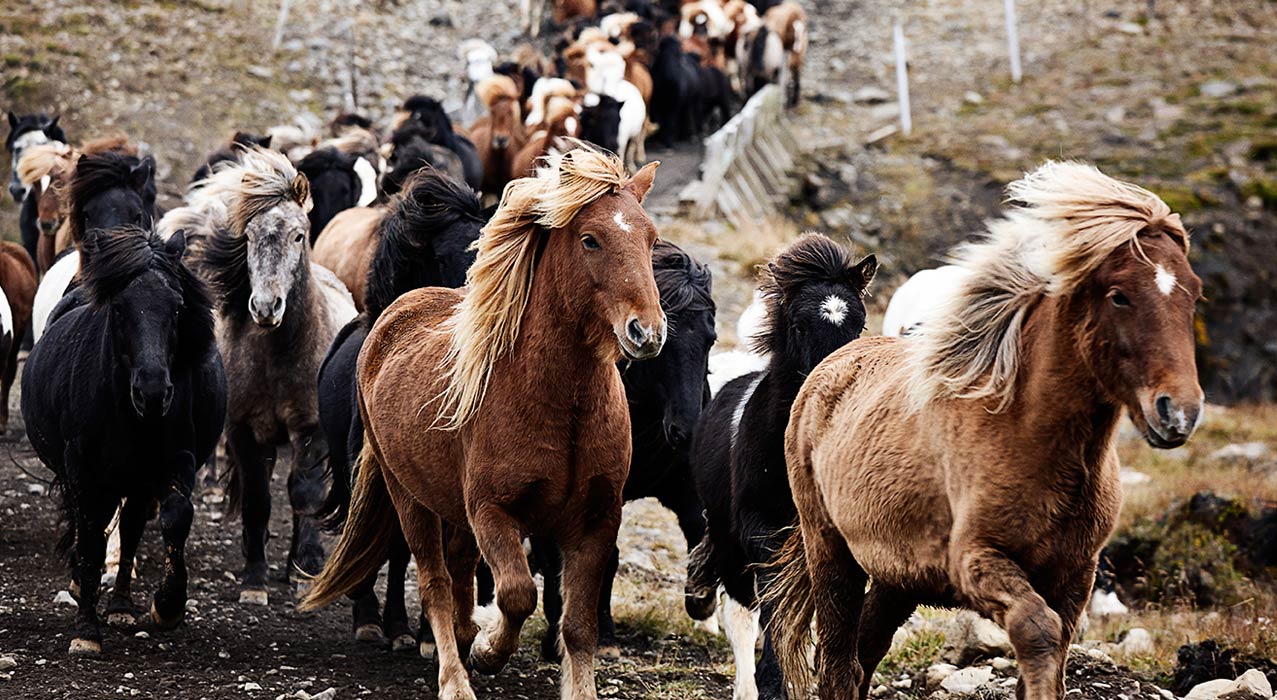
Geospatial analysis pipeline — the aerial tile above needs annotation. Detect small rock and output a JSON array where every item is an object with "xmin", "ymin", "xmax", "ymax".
[
  {"xmin": 1200, "ymin": 80, "xmax": 1238, "ymax": 98},
  {"xmin": 941, "ymin": 667, "xmax": 995, "ymax": 694},
  {"xmin": 53, "ymin": 590, "xmax": 78, "ymax": 609},
  {"xmin": 1236, "ymin": 669, "xmax": 1273, "ymax": 697},
  {"xmin": 1117, "ymin": 628, "xmax": 1155, "ymax": 657},
  {"xmin": 247, "ymin": 65, "xmax": 274, "ymax": 80},
  {"xmin": 308, "ymin": 689, "xmax": 338, "ymax": 700},
  {"xmin": 242, "ymin": 682, "xmax": 263, "ymax": 691},
  {"xmin": 26, "ymin": 483, "xmax": 46, "ymax": 496},
  {"xmin": 870, "ymin": 684, "xmax": 889, "ymax": 697},
  {"xmin": 0, "ymin": 656, "xmax": 15, "ymax": 671},
  {"xmin": 1106, "ymin": 106, "xmax": 1126, "ymax": 124},
  {"xmin": 926, "ymin": 663, "xmax": 958, "ymax": 689},
  {"xmin": 893, "ymin": 676, "xmax": 913, "ymax": 689},
  {"xmin": 134, "ymin": 631, "xmax": 149, "ymax": 639},
  {"xmin": 864, "ymin": 124, "xmax": 898, "ymax": 146},
  {"xmin": 1186, "ymin": 679, "xmax": 1243, "ymax": 700},
  {"xmin": 992, "ymin": 657, "xmax": 1015, "ymax": 672},
  {"xmin": 852, "ymin": 86, "xmax": 892, "ymax": 104},
  {"xmin": 1115, "ymin": 21, "xmax": 1144, "ymax": 35},
  {"xmin": 1208, "ymin": 442, "xmax": 1271, "ymax": 467},
  {"xmin": 940, "ymin": 611, "xmax": 1013, "ymax": 665},
  {"xmin": 963, "ymin": 91, "xmax": 984, "ymax": 105}
]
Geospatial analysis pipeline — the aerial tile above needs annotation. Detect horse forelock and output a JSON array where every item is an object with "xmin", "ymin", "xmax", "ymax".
[
  {"xmin": 752, "ymin": 232, "xmax": 865, "ymax": 356},
  {"xmin": 229, "ymin": 148, "xmax": 311, "ymax": 235},
  {"xmin": 654, "ymin": 240, "xmax": 714, "ymax": 315},
  {"xmin": 433, "ymin": 143, "xmax": 629, "ymax": 430},
  {"xmin": 903, "ymin": 160, "xmax": 1188, "ymax": 413},
  {"xmin": 68, "ymin": 149, "xmax": 153, "ymax": 247}
]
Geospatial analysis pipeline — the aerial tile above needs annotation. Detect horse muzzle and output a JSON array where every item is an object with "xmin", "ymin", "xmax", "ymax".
[
  {"xmin": 8, "ymin": 182, "xmax": 26, "ymax": 203},
  {"xmin": 1137, "ymin": 392, "xmax": 1203, "ymax": 449},
  {"xmin": 131, "ymin": 380, "xmax": 174, "ymax": 419},
  {"xmin": 617, "ymin": 316, "xmax": 666, "ymax": 361},
  {"xmin": 249, "ymin": 294, "xmax": 286, "ymax": 328}
]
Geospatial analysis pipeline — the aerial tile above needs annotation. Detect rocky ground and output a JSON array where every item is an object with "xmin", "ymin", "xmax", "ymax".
[{"xmin": 3, "ymin": 0, "xmax": 1277, "ymax": 698}]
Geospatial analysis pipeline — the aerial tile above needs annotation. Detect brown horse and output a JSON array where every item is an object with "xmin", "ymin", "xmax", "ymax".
[
  {"xmin": 0, "ymin": 241, "xmax": 36, "ymax": 428},
  {"xmin": 467, "ymin": 75, "xmax": 527, "ymax": 198},
  {"xmin": 312, "ymin": 206, "xmax": 386, "ymax": 310},
  {"xmin": 512, "ymin": 96, "xmax": 580, "ymax": 179},
  {"xmin": 767, "ymin": 162, "xmax": 1204, "ymax": 700},
  {"xmin": 303, "ymin": 146, "xmax": 664, "ymax": 700}
]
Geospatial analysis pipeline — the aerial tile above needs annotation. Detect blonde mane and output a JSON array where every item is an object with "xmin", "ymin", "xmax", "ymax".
[
  {"xmin": 160, "ymin": 147, "xmax": 311, "ymax": 241},
  {"xmin": 433, "ymin": 144, "xmax": 628, "ymax": 430},
  {"xmin": 904, "ymin": 160, "xmax": 1189, "ymax": 413},
  {"xmin": 17, "ymin": 142, "xmax": 74, "ymax": 187}
]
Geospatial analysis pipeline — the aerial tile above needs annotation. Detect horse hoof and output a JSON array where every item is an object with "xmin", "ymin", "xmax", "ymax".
[
  {"xmin": 239, "ymin": 589, "xmax": 269, "ymax": 606},
  {"xmin": 389, "ymin": 634, "xmax": 415, "ymax": 653},
  {"xmin": 468, "ymin": 646, "xmax": 505, "ymax": 675},
  {"xmin": 685, "ymin": 591, "xmax": 717, "ymax": 621},
  {"xmin": 419, "ymin": 641, "xmax": 436, "ymax": 659},
  {"xmin": 292, "ymin": 580, "xmax": 312, "ymax": 600},
  {"xmin": 598, "ymin": 644, "xmax": 622, "ymax": 661},
  {"xmin": 353, "ymin": 623, "xmax": 385, "ymax": 643},
  {"xmin": 68, "ymin": 638, "xmax": 101, "ymax": 656},
  {"xmin": 151, "ymin": 601, "xmax": 184, "ymax": 630},
  {"xmin": 106, "ymin": 611, "xmax": 136, "ymax": 628}
]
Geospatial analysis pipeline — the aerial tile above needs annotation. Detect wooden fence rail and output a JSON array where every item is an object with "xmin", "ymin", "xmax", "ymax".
[{"xmin": 679, "ymin": 85, "xmax": 798, "ymax": 228}]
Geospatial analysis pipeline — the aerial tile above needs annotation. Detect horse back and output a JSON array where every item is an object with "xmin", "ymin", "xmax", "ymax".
[
  {"xmin": 312, "ymin": 206, "xmax": 383, "ymax": 310},
  {"xmin": 0, "ymin": 240, "xmax": 37, "ymax": 329}
]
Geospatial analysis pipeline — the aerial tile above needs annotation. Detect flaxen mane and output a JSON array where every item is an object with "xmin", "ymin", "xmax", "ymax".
[
  {"xmin": 904, "ymin": 160, "xmax": 1190, "ymax": 412},
  {"xmin": 16, "ymin": 142, "xmax": 73, "ymax": 188},
  {"xmin": 434, "ymin": 142, "xmax": 628, "ymax": 429}
]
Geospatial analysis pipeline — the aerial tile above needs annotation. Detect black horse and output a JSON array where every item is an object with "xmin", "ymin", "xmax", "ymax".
[
  {"xmin": 381, "ymin": 121, "xmax": 468, "ymax": 198},
  {"xmin": 22, "ymin": 226, "xmax": 226, "ymax": 656},
  {"xmin": 297, "ymin": 146, "xmax": 363, "ymax": 242},
  {"xmin": 685, "ymin": 233, "xmax": 876, "ymax": 700},
  {"xmin": 579, "ymin": 94, "xmax": 623, "ymax": 155},
  {"xmin": 316, "ymin": 169, "xmax": 485, "ymax": 650},
  {"xmin": 526, "ymin": 239, "xmax": 718, "ymax": 660},
  {"xmin": 6, "ymin": 112, "xmax": 68, "ymax": 265},
  {"xmin": 65, "ymin": 150, "xmax": 158, "ymax": 253},
  {"xmin": 398, "ymin": 95, "xmax": 483, "ymax": 190}
]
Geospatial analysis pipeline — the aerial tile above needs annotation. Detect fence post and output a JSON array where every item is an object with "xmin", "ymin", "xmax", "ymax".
[
  {"xmin": 893, "ymin": 21, "xmax": 912, "ymax": 136},
  {"xmin": 272, "ymin": 0, "xmax": 293, "ymax": 50},
  {"xmin": 1004, "ymin": 0, "xmax": 1023, "ymax": 83}
]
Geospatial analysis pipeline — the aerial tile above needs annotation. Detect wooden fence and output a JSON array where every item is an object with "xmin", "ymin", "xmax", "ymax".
[{"xmin": 679, "ymin": 85, "xmax": 798, "ymax": 227}]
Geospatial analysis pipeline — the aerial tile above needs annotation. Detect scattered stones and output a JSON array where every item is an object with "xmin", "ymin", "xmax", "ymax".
[
  {"xmin": 0, "ymin": 656, "xmax": 15, "ymax": 671},
  {"xmin": 940, "ymin": 666, "xmax": 995, "ymax": 694},
  {"xmin": 926, "ymin": 663, "xmax": 958, "ymax": 689},
  {"xmin": 940, "ymin": 611, "xmax": 1013, "ymax": 666},
  {"xmin": 1116, "ymin": 628, "xmax": 1155, "ymax": 658},
  {"xmin": 1184, "ymin": 669, "xmax": 1273, "ymax": 700},
  {"xmin": 53, "ymin": 590, "xmax": 78, "ymax": 609}
]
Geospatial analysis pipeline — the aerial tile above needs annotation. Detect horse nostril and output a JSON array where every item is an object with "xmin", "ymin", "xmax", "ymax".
[
  {"xmin": 626, "ymin": 318, "xmax": 646, "ymax": 346},
  {"xmin": 666, "ymin": 424, "xmax": 689, "ymax": 449},
  {"xmin": 1155, "ymin": 395, "xmax": 1173, "ymax": 426}
]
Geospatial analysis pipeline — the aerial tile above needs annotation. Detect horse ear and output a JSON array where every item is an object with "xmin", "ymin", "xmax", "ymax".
[
  {"xmin": 48, "ymin": 115, "xmax": 60, "ymax": 130},
  {"xmin": 166, "ymin": 229, "xmax": 188, "ymax": 259},
  {"xmin": 851, "ymin": 254, "xmax": 878, "ymax": 293},
  {"xmin": 624, "ymin": 161, "xmax": 660, "ymax": 203},
  {"xmin": 258, "ymin": 134, "xmax": 273, "ymax": 149},
  {"xmin": 6, "ymin": 112, "xmax": 16, "ymax": 129},
  {"xmin": 129, "ymin": 156, "xmax": 155, "ymax": 191}
]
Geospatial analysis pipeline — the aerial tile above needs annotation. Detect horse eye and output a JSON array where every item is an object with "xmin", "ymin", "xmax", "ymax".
[
  {"xmin": 581, "ymin": 234, "xmax": 601, "ymax": 251},
  {"xmin": 294, "ymin": 232, "xmax": 305, "ymax": 244},
  {"xmin": 1109, "ymin": 290, "xmax": 1132, "ymax": 308}
]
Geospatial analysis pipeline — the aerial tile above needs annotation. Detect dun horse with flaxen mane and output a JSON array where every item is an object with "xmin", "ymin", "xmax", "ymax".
[
  {"xmin": 767, "ymin": 162, "xmax": 1204, "ymax": 700},
  {"xmin": 303, "ymin": 144, "xmax": 665, "ymax": 700}
]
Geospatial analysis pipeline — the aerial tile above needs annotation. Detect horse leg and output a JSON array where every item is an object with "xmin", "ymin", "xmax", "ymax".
[
  {"xmin": 152, "ymin": 463, "xmax": 196, "ymax": 629},
  {"xmin": 1039, "ymin": 563, "xmax": 1098, "ymax": 699},
  {"xmin": 67, "ymin": 466, "xmax": 112, "ymax": 655},
  {"xmin": 853, "ymin": 586, "xmax": 917, "ymax": 700},
  {"xmin": 722, "ymin": 594, "xmax": 760, "ymax": 700},
  {"xmin": 684, "ymin": 530, "xmax": 721, "ymax": 621},
  {"xmin": 386, "ymin": 475, "xmax": 474, "ymax": 700},
  {"xmin": 105, "ymin": 496, "xmax": 152, "ymax": 627},
  {"xmin": 228, "ymin": 422, "xmax": 274, "ymax": 606},
  {"xmin": 558, "ymin": 511, "xmax": 622, "ymax": 700},
  {"xmin": 444, "ymin": 524, "xmax": 481, "ymax": 661},
  {"xmin": 475, "ymin": 559, "xmax": 495, "ymax": 607},
  {"xmin": 384, "ymin": 528, "xmax": 416, "ymax": 652},
  {"xmin": 737, "ymin": 514, "xmax": 791, "ymax": 700},
  {"xmin": 287, "ymin": 426, "xmax": 329, "ymax": 582},
  {"xmin": 794, "ymin": 518, "xmax": 869, "ymax": 700},
  {"xmin": 595, "ymin": 546, "xmax": 621, "ymax": 659},
  {"xmin": 349, "ymin": 570, "xmax": 385, "ymax": 644},
  {"xmin": 955, "ymin": 547, "xmax": 1064, "ymax": 700},
  {"xmin": 468, "ymin": 503, "xmax": 538, "ymax": 675},
  {"xmin": 531, "ymin": 535, "xmax": 564, "ymax": 662},
  {"xmin": 0, "ymin": 322, "xmax": 19, "ymax": 428}
]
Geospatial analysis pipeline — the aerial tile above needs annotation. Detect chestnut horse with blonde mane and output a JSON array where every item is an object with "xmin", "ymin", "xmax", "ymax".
[
  {"xmin": 304, "ymin": 145, "xmax": 665, "ymax": 700},
  {"xmin": 768, "ymin": 162, "xmax": 1204, "ymax": 700}
]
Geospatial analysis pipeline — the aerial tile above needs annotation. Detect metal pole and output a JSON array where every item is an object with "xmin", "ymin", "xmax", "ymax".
[
  {"xmin": 1005, "ymin": 0, "xmax": 1023, "ymax": 83},
  {"xmin": 272, "ymin": 0, "xmax": 293, "ymax": 50},
  {"xmin": 893, "ymin": 21, "xmax": 912, "ymax": 136}
]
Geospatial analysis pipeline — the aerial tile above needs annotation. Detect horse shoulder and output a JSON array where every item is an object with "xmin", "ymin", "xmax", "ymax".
[{"xmin": 361, "ymin": 287, "xmax": 462, "ymax": 382}]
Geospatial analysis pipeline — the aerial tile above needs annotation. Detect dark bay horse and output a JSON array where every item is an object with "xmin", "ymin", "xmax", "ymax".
[
  {"xmin": 178, "ymin": 147, "xmax": 356, "ymax": 606},
  {"xmin": 686, "ymin": 232, "xmax": 877, "ymax": 700},
  {"xmin": 22, "ymin": 226, "xmax": 226, "ymax": 655},
  {"xmin": 304, "ymin": 146, "xmax": 665, "ymax": 700},
  {"xmin": 315, "ymin": 169, "xmax": 485, "ymax": 651},
  {"xmin": 769, "ymin": 162, "xmax": 1204, "ymax": 700},
  {"xmin": 531, "ymin": 239, "xmax": 716, "ymax": 661}
]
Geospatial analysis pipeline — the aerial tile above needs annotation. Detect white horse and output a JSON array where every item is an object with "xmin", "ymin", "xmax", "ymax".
[
  {"xmin": 585, "ymin": 50, "xmax": 647, "ymax": 170},
  {"xmin": 880, "ymin": 264, "xmax": 972, "ymax": 337}
]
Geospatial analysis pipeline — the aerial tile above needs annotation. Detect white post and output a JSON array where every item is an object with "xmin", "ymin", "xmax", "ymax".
[
  {"xmin": 893, "ymin": 21, "xmax": 912, "ymax": 137},
  {"xmin": 1004, "ymin": 0, "xmax": 1023, "ymax": 83},
  {"xmin": 272, "ymin": 0, "xmax": 293, "ymax": 50}
]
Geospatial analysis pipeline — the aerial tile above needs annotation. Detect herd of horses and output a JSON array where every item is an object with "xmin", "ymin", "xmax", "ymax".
[{"xmin": 1, "ymin": 3, "xmax": 1208, "ymax": 700}]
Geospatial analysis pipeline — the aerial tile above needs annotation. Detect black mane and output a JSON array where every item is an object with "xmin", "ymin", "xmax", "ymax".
[
  {"xmin": 653, "ymin": 240, "xmax": 714, "ymax": 316},
  {"xmin": 297, "ymin": 146, "xmax": 358, "ymax": 179},
  {"xmin": 753, "ymin": 233, "xmax": 866, "ymax": 356},
  {"xmin": 401, "ymin": 95, "xmax": 455, "ymax": 139},
  {"xmin": 200, "ymin": 223, "xmax": 250, "ymax": 321},
  {"xmin": 365, "ymin": 169, "xmax": 484, "ymax": 318},
  {"xmin": 69, "ymin": 150, "xmax": 156, "ymax": 247},
  {"xmin": 80, "ymin": 226, "xmax": 215, "ymax": 367}
]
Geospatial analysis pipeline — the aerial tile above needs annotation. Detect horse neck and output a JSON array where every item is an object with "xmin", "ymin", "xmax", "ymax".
[{"xmin": 1011, "ymin": 295, "xmax": 1120, "ymax": 464}]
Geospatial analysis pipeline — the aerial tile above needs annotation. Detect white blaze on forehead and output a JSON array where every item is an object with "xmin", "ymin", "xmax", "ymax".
[
  {"xmin": 1154, "ymin": 264, "xmax": 1176, "ymax": 296},
  {"xmin": 820, "ymin": 295, "xmax": 849, "ymax": 325},
  {"xmin": 612, "ymin": 211, "xmax": 632, "ymax": 232}
]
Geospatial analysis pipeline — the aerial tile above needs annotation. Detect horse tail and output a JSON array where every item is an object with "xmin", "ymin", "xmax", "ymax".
[
  {"xmin": 763, "ymin": 527, "xmax": 815, "ymax": 696},
  {"xmin": 299, "ymin": 440, "xmax": 395, "ymax": 611}
]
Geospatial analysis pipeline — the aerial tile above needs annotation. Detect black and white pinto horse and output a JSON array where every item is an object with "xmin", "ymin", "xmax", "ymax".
[
  {"xmin": 22, "ymin": 225, "xmax": 226, "ymax": 656},
  {"xmin": 6, "ymin": 112, "xmax": 68, "ymax": 266},
  {"xmin": 527, "ymin": 239, "xmax": 718, "ymax": 660},
  {"xmin": 316, "ymin": 168, "xmax": 484, "ymax": 651},
  {"xmin": 686, "ymin": 233, "xmax": 876, "ymax": 700},
  {"xmin": 171, "ymin": 147, "xmax": 356, "ymax": 606}
]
